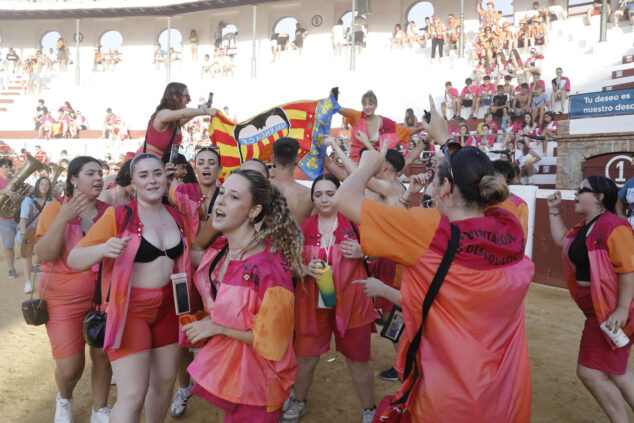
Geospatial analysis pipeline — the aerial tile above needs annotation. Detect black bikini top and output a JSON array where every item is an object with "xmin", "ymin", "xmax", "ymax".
[
  {"xmin": 568, "ymin": 214, "xmax": 601, "ymax": 282},
  {"xmin": 134, "ymin": 236, "xmax": 184, "ymax": 263}
]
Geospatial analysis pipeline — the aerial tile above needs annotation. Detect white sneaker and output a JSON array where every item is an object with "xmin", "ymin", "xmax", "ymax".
[
  {"xmin": 361, "ymin": 407, "xmax": 377, "ymax": 423},
  {"xmin": 282, "ymin": 399, "xmax": 306, "ymax": 420},
  {"xmin": 24, "ymin": 281, "xmax": 32, "ymax": 294},
  {"xmin": 54, "ymin": 393, "xmax": 73, "ymax": 423},
  {"xmin": 170, "ymin": 382, "xmax": 193, "ymax": 418},
  {"xmin": 90, "ymin": 406, "xmax": 111, "ymax": 423},
  {"xmin": 282, "ymin": 387, "xmax": 295, "ymax": 412}
]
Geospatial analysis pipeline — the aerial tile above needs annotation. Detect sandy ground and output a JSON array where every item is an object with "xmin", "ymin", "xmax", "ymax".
[{"xmin": 1, "ymin": 260, "xmax": 633, "ymax": 423}]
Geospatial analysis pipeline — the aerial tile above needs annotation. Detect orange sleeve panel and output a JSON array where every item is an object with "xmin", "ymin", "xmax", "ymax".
[
  {"xmin": 346, "ymin": 109, "xmax": 362, "ymax": 126},
  {"xmin": 360, "ymin": 198, "xmax": 441, "ymax": 266},
  {"xmin": 253, "ymin": 286, "xmax": 294, "ymax": 361},
  {"xmin": 607, "ymin": 225, "xmax": 634, "ymax": 274},
  {"xmin": 395, "ymin": 123, "xmax": 412, "ymax": 144},
  {"xmin": 168, "ymin": 187, "xmax": 178, "ymax": 207},
  {"xmin": 76, "ymin": 207, "xmax": 117, "ymax": 247},
  {"xmin": 489, "ymin": 199, "xmax": 529, "ymax": 241},
  {"xmin": 35, "ymin": 200, "xmax": 62, "ymax": 243}
]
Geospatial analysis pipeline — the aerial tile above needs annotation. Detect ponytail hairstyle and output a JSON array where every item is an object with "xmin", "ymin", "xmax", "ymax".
[
  {"xmin": 437, "ymin": 147, "xmax": 509, "ymax": 208},
  {"xmin": 586, "ymin": 175, "xmax": 618, "ymax": 213},
  {"xmin": 65, "ymin": 156, "xmax": 101, "ymax": 197},
  {"xmin": 233, "ymin": 169, "xmax": 304, "ymax": 277}
]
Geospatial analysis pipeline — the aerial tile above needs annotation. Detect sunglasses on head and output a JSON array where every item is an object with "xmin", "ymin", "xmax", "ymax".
[{"xmin": 442, "ymin": 141, "xmax": 462, "ymax": 193}]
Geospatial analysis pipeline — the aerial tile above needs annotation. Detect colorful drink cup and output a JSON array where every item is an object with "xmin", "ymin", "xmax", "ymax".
[
  {"xmin": 179, "ymin": 311, "xmax": 210, "ymax": 348},
  {"xmin": 316, "ymin": 261, "xmax": 337, "ymax": 308}
]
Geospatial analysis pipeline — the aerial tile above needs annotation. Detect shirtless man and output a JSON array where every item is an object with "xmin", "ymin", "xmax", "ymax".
[
  {"xmin": 511, "ymin": 83, "xmax": 532, "ymax": 117},
  {"xmin": 271, "ymin": 137, "xmax": 314, "ymax": 224}
]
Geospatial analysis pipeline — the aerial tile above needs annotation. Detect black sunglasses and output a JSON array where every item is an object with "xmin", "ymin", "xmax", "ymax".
[
  {"xmin": 266, "ymin": 164, "xmax": 276, "ymax": 169},
  {"xmin": 577, "ymin": 186, "xmax": 595, "ymax": 195}
]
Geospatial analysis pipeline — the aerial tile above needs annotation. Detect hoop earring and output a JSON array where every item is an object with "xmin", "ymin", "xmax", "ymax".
[
  {"xmin": 422, "ymin": 198, "xmax": 439, "ymax": 209},
  {"xmin": 249, "ymin": 216, "xmax": 255, "ymax": 224}
]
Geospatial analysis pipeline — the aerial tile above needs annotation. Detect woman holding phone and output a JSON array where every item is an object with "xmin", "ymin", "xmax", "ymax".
[
  {"xmin": 137, "ymin": 83, "xmax": 217, "ymax": 158},
  {"xmin": 67, "ymin": 153, "xmax": 191, "ymax": 422}
]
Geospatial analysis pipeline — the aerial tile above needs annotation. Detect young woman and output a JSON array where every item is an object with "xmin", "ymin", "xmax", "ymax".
[
  {"xmin": 335, "ymin": 98, "xmax": 533, "ymax": 421},
  {"xmin": 167, "ymin": 147, "xmax": 222, "ymax": 418},
  {"xmin": 456, "ymin": 124, "xmax": 475, "ymax": 147},
  {"xmin": 508, "ymin": 49, "xmax": 524, "ymax": 78},
  {"xmin": 34, "ymin": 157, "xmax": 111, "ymax": 423},
  {"xmin": 516, "ymin": 139, "xmax": 542, "ymax": 180},
  {"xmin": 67, "ymin": 153, "xmax": 191, "ymax": 422},
  {"xmin": 283, "ymin": 173, "xmax": 377, "ymax": 423},
  {"xmin": 338, "ymin": 90, "xmax": 423, "ymax": 162},
  {"xmin": 391, "ymin": 24, "xmax": 405, "ymax": 49},
  {"xmin": 189, "ymin": 29, "xmax": 199, "ymax": 61},
  {"xmin": 19, "ymin": 176, "xmax": 52, "ymax": 293},
  {"xmin": 403, "ymin": 108, "xmax": 418, "ymax": 128},
  {"xmin": 547, "ymin": 177, "xmax": 634, "ymax": 423},
  {"xmin": 184, "ymin": 169, "xmax": 304, "ymax": 422},
  {"xmin": 98, "ymin": 160, "xmax": 135, "ymax": 206},
  {"xmin": 332, "ymin": 19, "xmax": 345, "ymax": 56},
  {"xmin": 137, "ymin": 82, "xmax": 216, "ymax": 158}
]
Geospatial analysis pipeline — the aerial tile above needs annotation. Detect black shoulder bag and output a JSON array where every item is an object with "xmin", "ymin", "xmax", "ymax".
[
  {"xmin": 83, "ymin": 205, "xmax": 133, "ymax": 348},
  {"xmin": 207, "ymin": 245, "xmax": 228, "ymax": 300}
]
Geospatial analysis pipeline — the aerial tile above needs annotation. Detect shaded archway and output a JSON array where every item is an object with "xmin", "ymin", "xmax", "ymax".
[
  {"xmin": 99, "ymin": 30, "xmax": 123, "ymax": 52},
  {"xmin": 158, "ymin": 28, "xmax": 183, "ymax": 52},
  {"xmin": 273, "ymin": 17, "xmax": 298, "ymax": 51},
  {"xmin": 41, "ymin": 31, "xmax": 62, "ymax": 52}
]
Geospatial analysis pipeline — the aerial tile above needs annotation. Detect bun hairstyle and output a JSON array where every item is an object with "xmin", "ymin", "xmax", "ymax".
[
  {"xmin": 361, "ymin": 90, "xmax": 377, "ymax": 105},
  {"xmin": 437, "ymin": 147, "xmax": 509, "ymax": 208},
  {"xmin": 586, "ymin": 175, "xmax": 618, "ymax": 213},
  {"xmin": 65, "ymin": 156, "xmax": 101, "ymax": 197},
  {"xmin": 310, "ymin": 173, "xmax": 340, "ymax": 201},
  {"xmin": 232, "ymin": 169, "xmax": 305, "ymax": 277}
]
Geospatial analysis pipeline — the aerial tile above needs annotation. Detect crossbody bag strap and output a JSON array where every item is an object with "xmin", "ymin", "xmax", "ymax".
[
  {"xmin": 25, "ymin": 197, "xmax": 44, "ymax": 229},
  {"xmin": 348, "ymin": 219, "xmax": 371, "ymax": 277},
  {"xmin": 393, "ymin": 224, "xmax": 461, "ymax": 406},
  {"xmin": 32, "ymin": 261, "xmax": 54, "ymax": 301},
  {"xmin": 207, "ymin": 245, "xmax": 229, "ymax": 300}
]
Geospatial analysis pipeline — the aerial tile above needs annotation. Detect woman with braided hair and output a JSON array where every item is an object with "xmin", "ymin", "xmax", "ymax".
[{"xmin": 184, "ymin": 169, "xmax": 303, "ymax": 422}]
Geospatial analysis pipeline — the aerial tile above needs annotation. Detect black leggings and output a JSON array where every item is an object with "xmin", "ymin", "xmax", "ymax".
[{"xmin": 431, "ymin": 38, "xmax": 444, "ymax": 58}]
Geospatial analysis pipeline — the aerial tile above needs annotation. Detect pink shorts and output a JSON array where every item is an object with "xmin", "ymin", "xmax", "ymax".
[
  {"xmin": 191, "ymin": 383, "xmax": 282, "ymax": 423},
  {"xmin": 294, "ymin": 309, "xmax": 372, "ymax": 362},
  {"xmin": 43, "ymin": 272, "xmax": 97, "ymax": 359},
  {"xmin": 107, "ymin": 284, "xmax": 179, "ymax": 361},
  {"xmin": 576, "ymin": 286, "xmax": 632, "ymax": 375}
]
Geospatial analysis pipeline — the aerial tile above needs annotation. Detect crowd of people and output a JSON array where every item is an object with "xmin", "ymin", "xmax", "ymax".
[{"xmin": 0, "ymin": 81, "xmax": 631, "ymax": 423}]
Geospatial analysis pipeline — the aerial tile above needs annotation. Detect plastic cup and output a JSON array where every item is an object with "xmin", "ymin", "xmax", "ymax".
[
  {"xmin": 315, "ymin": 263, "xmax": 337, "ymax": 308},
  {"xmin": 179, "ymin": 311, "xmax": 210, "ymax": 348}
]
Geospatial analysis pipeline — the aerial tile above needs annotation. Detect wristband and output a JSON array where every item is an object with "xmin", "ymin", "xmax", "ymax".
[{"xmin": 548, "ymin": 211, "xmax": 560, "ymax": 216}]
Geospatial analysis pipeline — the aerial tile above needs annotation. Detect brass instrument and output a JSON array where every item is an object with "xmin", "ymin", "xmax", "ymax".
[
  {"xmin": 49, "ymin": 163, "xmax": 66, "ymax": 198},
  {"xmin": 0, "ymin": 154, "xmax": 48, "ymax": 218}
]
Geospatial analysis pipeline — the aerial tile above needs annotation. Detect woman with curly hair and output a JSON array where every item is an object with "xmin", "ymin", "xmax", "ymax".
[
  {"xmin": 137, "ymin": 82, "xmax": 217, "ymax": 158},
  {"xmin": 283, "ymin": 173, "xmax": 378, "ymax": 423},
  {"xmin": 184, "ymin": 169, "xmax": 303, "ymax": 422}
]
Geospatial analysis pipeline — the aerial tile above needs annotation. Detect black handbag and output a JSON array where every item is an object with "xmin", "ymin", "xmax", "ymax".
[
  {"xmin": 83, "ymin": 205, "xmax": 133, "ymax": 348},
  {"xmin": 21, "ymin": 262, "xmax": 53, "ymax": 326},
  {"xmin": 83, "ymin": 264, "xmax": 108, "ymax": 348}
]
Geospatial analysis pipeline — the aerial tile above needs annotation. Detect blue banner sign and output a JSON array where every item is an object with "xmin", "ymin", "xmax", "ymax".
[{"xmin": 569, "ymin": 88, "xmax": 634, "ymax": 119}]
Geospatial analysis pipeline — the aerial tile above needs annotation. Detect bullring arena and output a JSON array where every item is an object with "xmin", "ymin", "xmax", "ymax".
[{"xmin": 0, "ymin": 0, "xmax": 633, "ymax": 422}]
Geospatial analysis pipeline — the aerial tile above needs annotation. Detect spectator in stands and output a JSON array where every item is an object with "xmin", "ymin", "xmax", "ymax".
[
  {"xmin": 6, "ymin": 47, "xmax": 20, "ymax": 73},
  {"xmin": 587, "ymin": 0, "xmax": 611, "ymax": 25},
  {"xmin": 515, "ymin": 20, "xmax": 533, "ymax": 53},
  {"xmin": 532, "ymin": 17, "xmax": 549, "ymax": 48},
  {"xmin": 354, "ymin": 20, "xmax": 367, "ymax": 54},
  {"xmin": 516, "ymin": 139, "xmax": 541, "ymax": 181},
  {"xmin": 460, "ymin": 77, "xmax": 480, "ymax": 119},
  {"xmin": 332, "ymin": 19, "xmax": 345, "ymax": 56},
  {"xmin": 613, "ymin": 0, "xmax": 634, "ymax": 26},
  {"xmin": 56, "ymin": 37, "xmax": 68, "ymax": 72},
  {"xmin": 474, "ymin": 56, "xmax": 493, "ymax": 86},
  {"xmin": 291, "ymin": 23, "xmax": 309, "ymax": 56},
  {"xmin": 446, "ymin": 14, "xmax": 461, "ymax": 55},
  {"xmin": 529, "ymin": 72, "xmax": 546, "ymax": 93},
  {"xmin": 456, "ymin": 123, "xmax": 475, "ymax": 146},
  {"xmin": 45, "ymin": 47, "xmax": 56, "ymax": 73},
  {"xmin": 430, "ymin": 16, "xmax": 446, "ymax": 63},
  {"xmin": 200, "ymin": 54, "xmax": 213, "ymax": 77},
  {"xmin": 524, "ymin": 48, "xmax": 543, "ymax": 83},
  {"xmin": 476, "ymin": 123, "xmax": 496, "ymax": 149},
  {"xmin": 499, "ymin": 22, "xmax": 514, "ymax": 55},
  {"xmin": 478, "ymin": 75, "xmax": 496, "ymax": 113},
  {"xmin": 442, "ymin": 81, "xmax": 460, "ymax": 120},
  {"xmin": 490, "ymin": 84, "xmax": 511, "ymax": 122},
  {"xmin": 510, "ymin": 82, "xmax": 531, "ymax": 117},
  {"xmin": 102, "ymin": 108, "xmax": 116, "ymax": 139},
  {"xmin": 551, "ymin": 67, "xmax": 570, "ymax": 114},
  {"xmin": 278, "ymin": 32, "xmax": 290, "ymax": 53},
  {"xmin": 404, "ymin": 108, "xmax": 419, "ymax": 127},
  {"xmin": 33, "ymin": 145, "xmax": 48, "ymax": 163},
  {"xmin": 189, "ymin": 29, "xmax": 199, "ymax": 61},
  {"xmin": 531, "ymin": 83, "xmax": 550, "ymax": 124},
  {"xmin": 502, "ymin": 74, "xmax": 515, "ymax": 99},
  {"xmin": 93, "ymin": 47, "xmax": 104, "ymax": 72},
  {"xmin": 34, "ymin": 99, "xmax": 48, "ymax": 131},
  {"xmin": 391, "ymin": 24, "xmax": 405, "ymax": 49},
  {"xmin": 470, "ymin": 42, "xmax": 486, "ymax": 67},
  {"xmin": 420, "ymin": 17, "xmax": 432, "ymax": 48},
  {"xmin": 0, "ymin": 158, "xmax": 18, "ymax": 279},
  {"xmin": 540, "ymin": 111, "xmax": 558, "ymax": 138},
  {"xmin": 478, "ymin": 0, "xmax": 501, "ymax": 28},
  {"xmin": 108, "ymin": 49, "xmax": 121, "ymax": 71},
  {"xmin": 75, "ymin": 110, "xmax": 87, "ymax": 132},
  {"xmin": 154, "ymin": 44, "xmax": 166, "ymax": 69},
  {"xmin": 544, "ymin": 0, "xmax": 567, "ymax": 25},
  {"xmin": 406, "ymin": 20, "xmax": 422, "ymax": 48}
]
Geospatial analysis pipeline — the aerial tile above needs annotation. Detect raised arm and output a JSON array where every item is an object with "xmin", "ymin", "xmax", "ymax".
[
  {"xmin": 546, "ymin": 191, "xmax": 567, "ymax": 247},
  {"xmin": 153, "ymin": 105, "xmax": 216, "ymax": 132}
]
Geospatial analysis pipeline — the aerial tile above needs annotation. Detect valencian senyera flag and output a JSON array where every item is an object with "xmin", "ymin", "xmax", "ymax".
[{"xmin": 210, "ymin": 91, "xmax": 340, "ymax": 181}]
